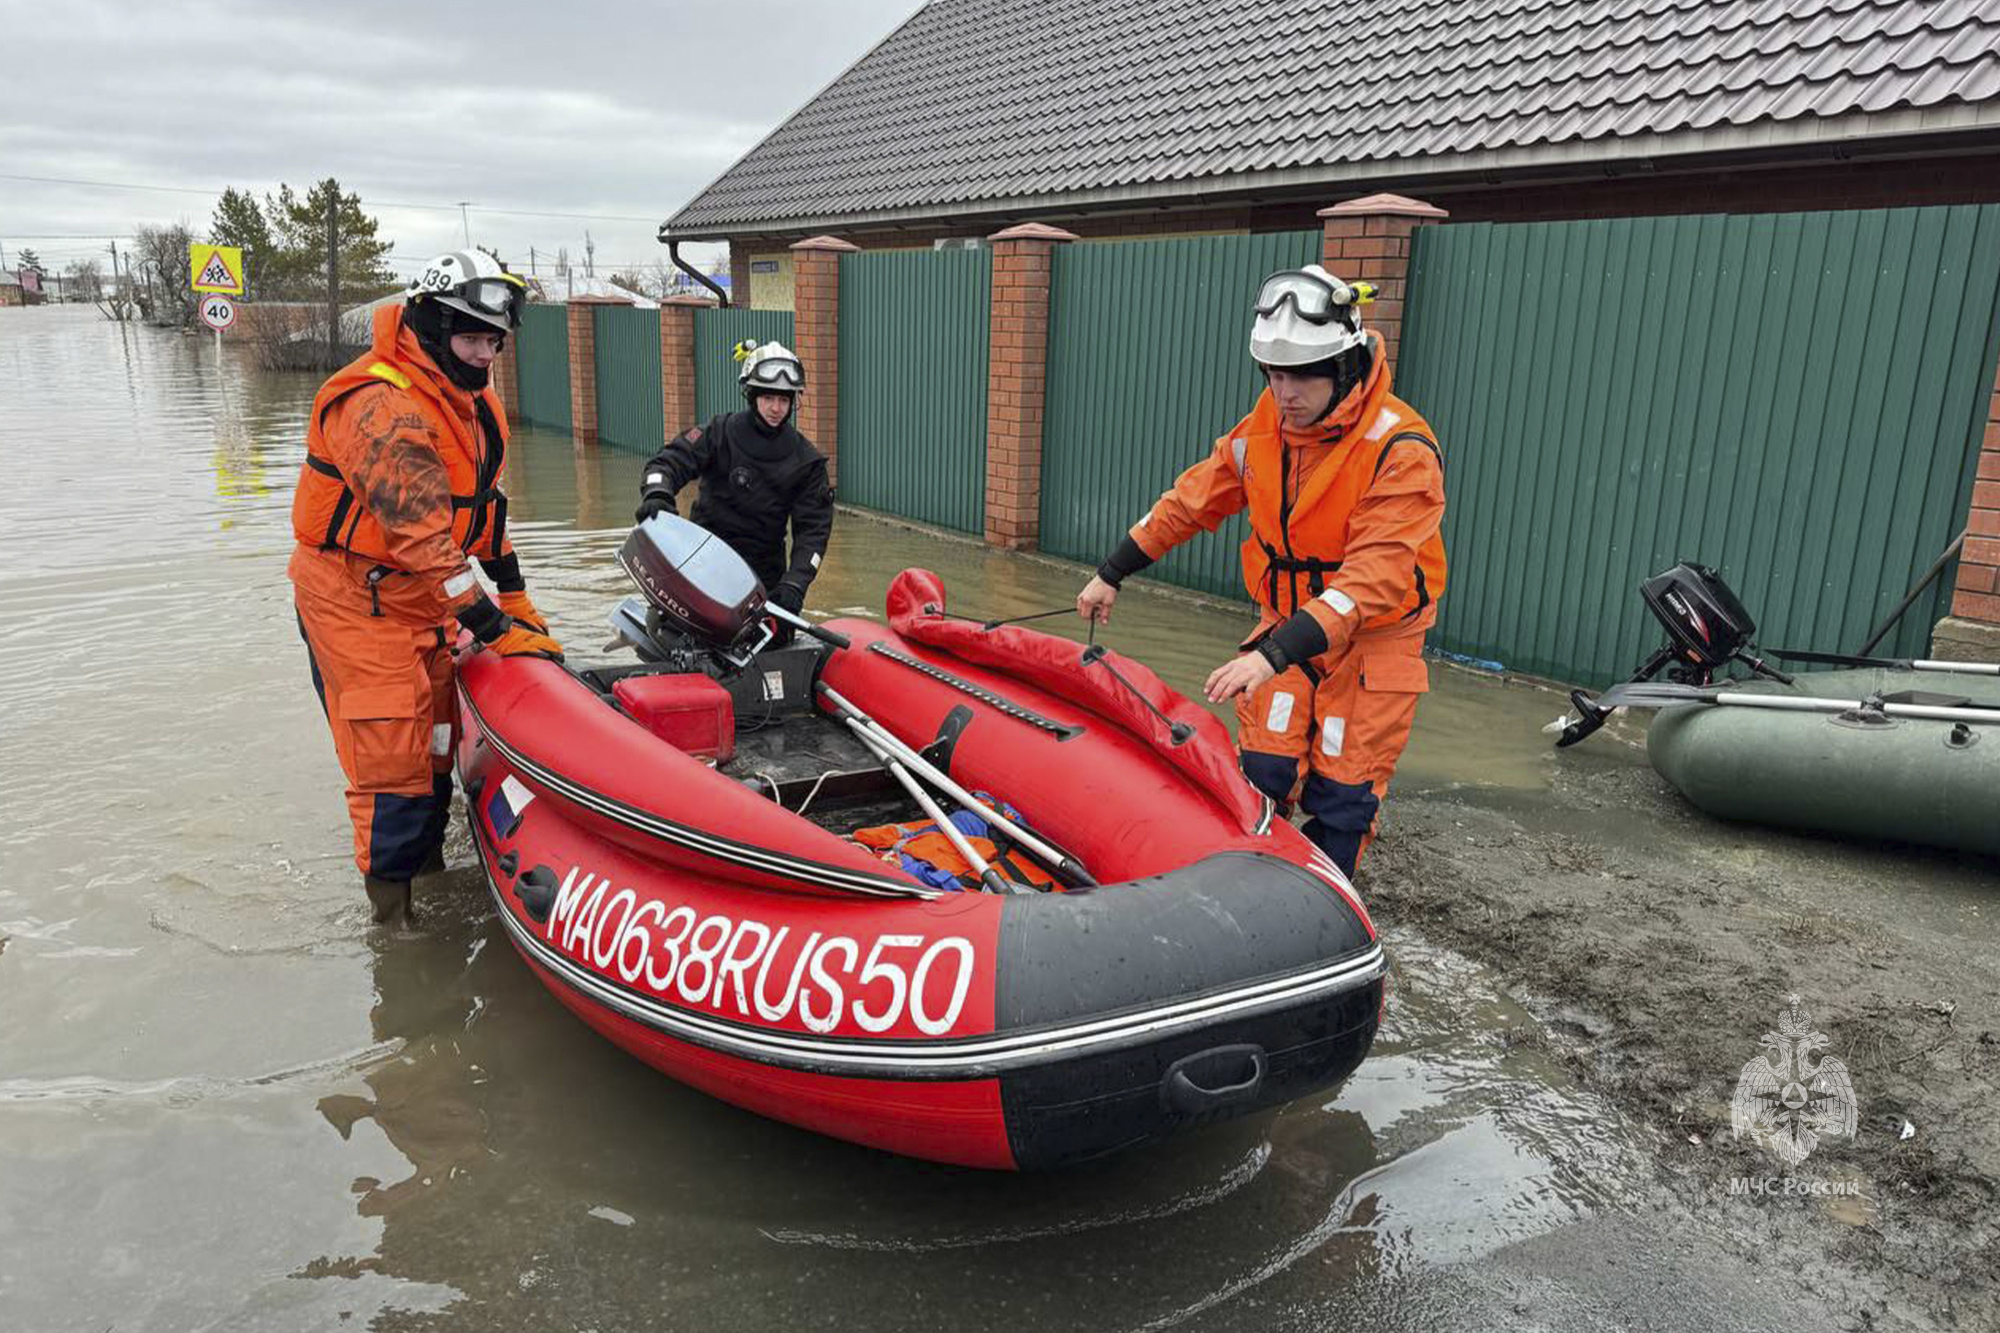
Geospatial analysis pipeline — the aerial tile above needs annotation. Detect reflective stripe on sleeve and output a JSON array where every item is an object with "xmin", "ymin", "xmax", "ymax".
[
  {"xmin": 1266, "ymin": 691, "xmax": 1296, "ymax": 733},
  {"xmin": 443, "ymin": 568, "xmax": 478, "ymax": 599},
  {"xmin": 1318, "ymin": 587, "xmax": 1357, "ymax": 616}
]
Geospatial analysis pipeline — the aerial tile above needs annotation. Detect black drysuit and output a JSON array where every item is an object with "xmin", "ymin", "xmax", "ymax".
[{"xmin": 638, "ymin": 410, "xmax": 834, "ymax": 605}]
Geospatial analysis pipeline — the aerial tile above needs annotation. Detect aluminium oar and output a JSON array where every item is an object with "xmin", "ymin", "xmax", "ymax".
[
  {"xmin": 1771, "ymin": 648, "xmax": 1998, "ymax": 676},
  {"xmin": 1594, "ymin": 681, "xmax": 2000, "ymax": 725},
  {"xmin": 817, "ymin": 683, "xmax": 1098, "ymax": 887},
  {"xmin": 839, "ymin": 719, "xmax": 1030, "ymax": 897}
]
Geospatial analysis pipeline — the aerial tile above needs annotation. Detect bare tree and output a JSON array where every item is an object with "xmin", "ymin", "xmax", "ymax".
[
  {"xmin": 132, "ymin": 223, "xmax": 199, "ymax": 328},
  {"xmin": 63, "ymin": 258, "xmax": 104, "ymax": 302}
]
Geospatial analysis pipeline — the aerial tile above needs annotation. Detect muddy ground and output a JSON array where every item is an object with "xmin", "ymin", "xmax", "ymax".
[{"xmin": 1362, "ymin": 677, "xmax": 2000, "ymax": 1331}]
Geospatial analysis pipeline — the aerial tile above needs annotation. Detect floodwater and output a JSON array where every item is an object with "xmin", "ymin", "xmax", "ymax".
[{"xmin": 5, "ymin": 307, "xmax": 1708, "ymax": 1331}]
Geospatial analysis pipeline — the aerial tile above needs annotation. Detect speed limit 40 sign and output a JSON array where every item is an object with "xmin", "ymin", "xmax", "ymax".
[{"xmin": 199, "ymin": 294, "xmax": 237, "ymax": 331}]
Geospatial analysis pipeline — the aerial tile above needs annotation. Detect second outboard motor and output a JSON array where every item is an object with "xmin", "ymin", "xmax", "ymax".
[{"xmin": 1554, "ymin": 561, "xmax": 1790, "ymax": 748}]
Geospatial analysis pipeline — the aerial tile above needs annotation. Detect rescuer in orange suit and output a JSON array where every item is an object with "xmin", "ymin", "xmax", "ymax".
[
  {"xmin": 289, "ymin": 251, "xmax": 562, "ymax": 927},
  {"xmin": 1077, "ymin": 265, "xmax": 1446, "ymax": 878}
]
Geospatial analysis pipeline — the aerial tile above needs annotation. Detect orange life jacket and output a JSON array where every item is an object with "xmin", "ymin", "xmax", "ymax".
[
  {"xmin": 851, "ymin": 819, "xmax": 1059, "ymax": 892},
  {"xmin": 1229, "ymin": 378, "xmax": 1447, "ymax": 629},
  {"xmin": 290, "ymin": 304, "xmax": 509, "ymax": 565}
]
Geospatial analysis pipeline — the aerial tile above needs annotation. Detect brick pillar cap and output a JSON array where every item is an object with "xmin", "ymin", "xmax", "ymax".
[
  {"xmin": 663, "ymin": 294, "xmax": 718, "ymax": 306},
  {"xmin": 566, "ymin": 295, "xmax": 631, "ymax": 305},
  {"xmin": 789, "ymin": 235, "xmax": 861, "ymax": 253},
  {"xmin": 988, "ymin": 222, "xmax": 1080, "ymax": 243},
  {"xmin": 1318, "ymin": 193, "xmax": 1449, "ymax": 220}
]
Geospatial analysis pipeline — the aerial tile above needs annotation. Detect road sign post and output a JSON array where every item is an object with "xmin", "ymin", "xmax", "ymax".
[{"xmin": 200, "ymin": 293, "xmax": 237, "ymax": 360}]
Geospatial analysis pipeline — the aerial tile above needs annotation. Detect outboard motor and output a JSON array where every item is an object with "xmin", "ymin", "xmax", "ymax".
[
  {"xmin": 1554, "ymin": 561, "xmax": 1790, "ymax": 747},
  {"xmin": 608, "ymin": 513, "xmax": 849, "ymax": 672},
  {"xmin": 612, "ymin": 513, "xmax": 771, "ymax": 669}
]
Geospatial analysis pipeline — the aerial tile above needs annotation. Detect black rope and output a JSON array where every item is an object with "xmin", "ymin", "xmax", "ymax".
[
  {"xmin": 928, "ymin": 604, "xmax": 1075, "ymax": 632},
  {"xmin": 1079, "ymin": 644, "xmax": 1193, "ymax": 745}
]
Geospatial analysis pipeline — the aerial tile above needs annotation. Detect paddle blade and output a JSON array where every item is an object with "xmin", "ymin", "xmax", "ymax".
[{"xmin": 1593, "ymin": 682, "xmax": 1719, "ymax": 710}]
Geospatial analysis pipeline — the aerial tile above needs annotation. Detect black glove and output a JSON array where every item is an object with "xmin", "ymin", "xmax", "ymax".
[
  {"xmin": 769, "ymin": 580, "xmax": 807, "ymax": 616},
  {"xmin": 635, "ymin": 491, "xmax": 677, "ymax": 524}
]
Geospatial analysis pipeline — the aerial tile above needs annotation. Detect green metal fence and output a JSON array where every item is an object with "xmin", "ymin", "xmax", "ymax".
[
  {"xmin": 837, "ymin": 249, "xmax": 991, "ymax": 534},
  {"xmin": 516, "ymin": 304, "xmax": 571, "ymax": 431},
  {"xmin": 1039, "ymin": 231, "xmax": 1323, "ymax": 596},
  {"xmin": 1399, "ymin": 205, "xmax": 2000, "ymax": 685},
  {"xmin": 592, "ymin": 304, "xmax": 663, "ymax": 453},
  {"xmin": 692, "ymin": 308, "xmax": 796, "ymax": 426}
]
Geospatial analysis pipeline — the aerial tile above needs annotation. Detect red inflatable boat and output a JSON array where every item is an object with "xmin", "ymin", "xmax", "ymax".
[{"xmin": 455, "ymin": 519, "xmax": 1384, "ymax": 1169}]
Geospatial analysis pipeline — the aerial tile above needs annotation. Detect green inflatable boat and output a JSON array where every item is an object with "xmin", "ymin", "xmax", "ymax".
[{"xmin": 1644, "ymin": 667, "xmax": 2000, "ymax": 855}]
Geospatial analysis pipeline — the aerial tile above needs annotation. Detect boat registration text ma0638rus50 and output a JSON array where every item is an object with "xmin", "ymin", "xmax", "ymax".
[{"xmin": 544, "ymin": 867, "xmax": 977, "ymax": 1037}]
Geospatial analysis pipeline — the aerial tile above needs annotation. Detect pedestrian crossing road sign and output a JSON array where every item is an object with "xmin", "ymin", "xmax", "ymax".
[{"xmin": 190, "ymin": 244, "xmax": 245, "ymax": 295}]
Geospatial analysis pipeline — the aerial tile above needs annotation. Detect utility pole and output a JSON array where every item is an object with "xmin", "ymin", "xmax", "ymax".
[
  {"xmin": 326, "ymin": 190, "xmax": 340, "ymax": 370},
  {"xmin": 529, "ymin": 245, "xmax": 537, "ymax": 276},
  {"xmin": 107, "ymin": 239, "xmax": 126, "ymax": 320},
  {"xmin": 458, "ymin": 202, "xmax": 472, "ymax": 247}
]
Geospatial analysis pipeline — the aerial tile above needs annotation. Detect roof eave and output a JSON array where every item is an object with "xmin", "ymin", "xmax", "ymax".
[{"xmin": 659, "ymin": 102, "xmax": 2000, "ymax": 242}]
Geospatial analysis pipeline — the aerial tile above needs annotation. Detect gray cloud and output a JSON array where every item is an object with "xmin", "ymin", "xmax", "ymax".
[{"xmin": 1, "ymin": 0, "xmax": 924, "ymax": 275}]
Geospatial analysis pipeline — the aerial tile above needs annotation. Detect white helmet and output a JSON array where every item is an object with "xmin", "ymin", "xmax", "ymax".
[
  {"xmin": 736, "ymin": 341, "xmax": 806, "ymax": 397},
  {"xmin": 1249, "ymin": 265, "xmax": 1372, "ymax": 368},
  {"xmin": 404, "ymin": 250, "xmax": 526, "ymax": 333}
]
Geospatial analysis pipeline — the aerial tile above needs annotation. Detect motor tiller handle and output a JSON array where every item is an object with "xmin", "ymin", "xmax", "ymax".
[{"xmin": 766, "ymin": 602, "xmax": 851, "ymax": 651}]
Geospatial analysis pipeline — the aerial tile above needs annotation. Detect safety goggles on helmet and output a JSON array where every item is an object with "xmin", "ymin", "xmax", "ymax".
[
  {"xmin": 747, "ymin": 358, "xmax": 804, "ymax": 389},
  {"xmin": 457, "ymin": 275, "xmax": 525, "ymax": 323},
  {"xmin": 1254, "ymin": 269, "xmax": 1355, "ymax": 326}
]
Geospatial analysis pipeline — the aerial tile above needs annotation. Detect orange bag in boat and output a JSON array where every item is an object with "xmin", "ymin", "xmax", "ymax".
[{"xmin": 852, "ymin": 808, "xmax": 1057, "ymax": 892}]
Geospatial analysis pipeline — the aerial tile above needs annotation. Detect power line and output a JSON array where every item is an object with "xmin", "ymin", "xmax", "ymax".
[{"xmin": 0, "ymin": 172, "xmax": 666, "ymax": 225}]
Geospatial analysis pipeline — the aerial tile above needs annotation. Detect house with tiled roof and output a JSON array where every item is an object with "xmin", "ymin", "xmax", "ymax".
[{"xmin": 662, "ymin": 0, "xmax": 2000, "ymax": 308}]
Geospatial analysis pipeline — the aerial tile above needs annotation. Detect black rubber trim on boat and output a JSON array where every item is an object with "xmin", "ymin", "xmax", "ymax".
[{"xmin": 994, "ymin": 852, "xmax": 1376, "ymax": 1029}]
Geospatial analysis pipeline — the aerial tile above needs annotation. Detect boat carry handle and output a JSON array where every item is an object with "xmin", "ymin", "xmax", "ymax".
[{"xmin": 1160, "ymin": 1044, "xmax": 1267, "ymax": 1116}]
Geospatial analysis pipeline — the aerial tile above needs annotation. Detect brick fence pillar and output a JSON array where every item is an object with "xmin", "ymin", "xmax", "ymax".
[
  {"xmin": 566, "ymin": 298, "xmax": 603, "ymax": 449},
  {"xmin": 490, "ymin": 338, "xmax": 521, "ymax": 421},
  {"xmin": 729, "ymin": 243, "xmax": 753, "ymax": 310},
  {"xmin": 1318, "ymin": 192, "xmax": 1449, "ymax": 376},
  {"xmin": 984, "ymin": 223, "xmax": 1076, "ymax": 550},
  {"xmin": 789, "ymin": 235, "xmax": 859, "ymax": 487},
  {"xmin": 1932, "ymin": 358, "xmax": 2000, "ymax": 657},
  {"xmin": 660, "ymin": 295, "xmax": 710, "ymax": 440}
]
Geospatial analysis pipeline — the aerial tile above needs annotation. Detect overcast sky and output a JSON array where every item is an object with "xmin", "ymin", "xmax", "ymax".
[{"xmin": 0, "ymin": 0, "xmax": 926, "ymax": 280}]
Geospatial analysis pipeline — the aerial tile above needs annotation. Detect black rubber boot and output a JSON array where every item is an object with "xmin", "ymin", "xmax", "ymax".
[{"xmin": 363, "ymin": 875, "xmax": 416, "ymax": 926}]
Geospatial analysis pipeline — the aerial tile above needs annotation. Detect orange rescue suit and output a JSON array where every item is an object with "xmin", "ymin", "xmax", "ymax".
[
  {"xmin": 1127, "ymin": 345, "xmax": 1446, "ymax": 876},
  {"xmin": 288, "ymin": 304, "xmax": 514, "ymax": 883},
  {"xmin": 292, "ymin": 306, "xmax": 511, "ymax": 583}
]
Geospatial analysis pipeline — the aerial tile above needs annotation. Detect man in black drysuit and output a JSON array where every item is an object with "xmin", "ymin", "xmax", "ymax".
[{"xmin": 634, "ymin": 341, "xmax": 834, "ymax": 642}]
